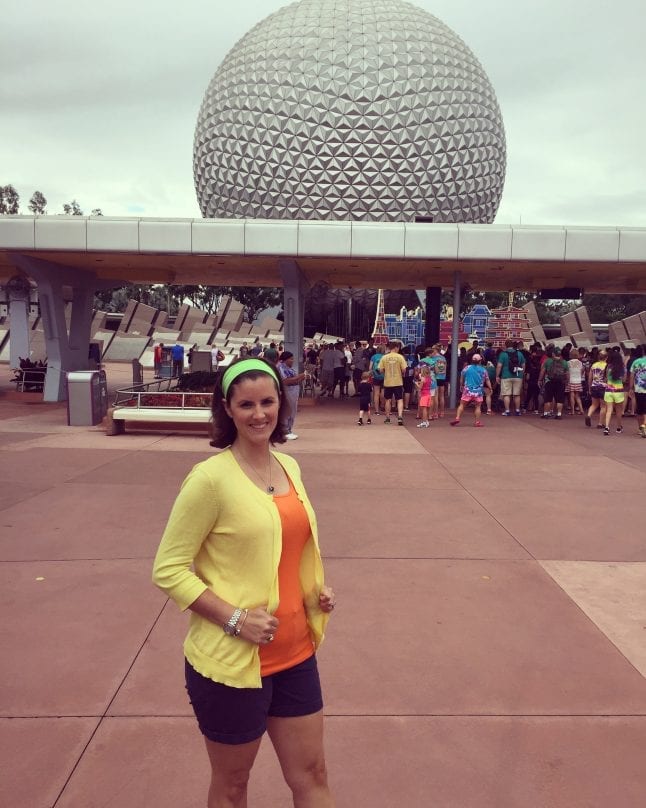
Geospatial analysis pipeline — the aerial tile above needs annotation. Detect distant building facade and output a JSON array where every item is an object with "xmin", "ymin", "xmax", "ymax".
[
  {"xmin": 385, "ymin": 306, "xmax": 425, "ymax": 347},
  {"xmin": 485, "ymin": 305, "xmax": 532, "ymax": 346},
  {"xmin": 462, "ymin": 303, "xmax": 492, "ymax": 342}
]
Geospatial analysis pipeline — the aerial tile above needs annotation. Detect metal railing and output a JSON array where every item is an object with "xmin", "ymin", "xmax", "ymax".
[
  {"xmin": 14, "ymin": 368, "xmax": 47, "ymax": 392},
  {"xmin": 113, "ymin": 378, "xmax": 213, "ymax": 409}
]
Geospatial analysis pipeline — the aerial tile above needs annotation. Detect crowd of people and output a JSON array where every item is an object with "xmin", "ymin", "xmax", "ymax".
[
  {"xmin": 154, "ymin": 334, "xmax": 646, "ymax": 439},
  {"xmin": 289, "ymin": 337, "xmax": 646, "ymax": 437}
]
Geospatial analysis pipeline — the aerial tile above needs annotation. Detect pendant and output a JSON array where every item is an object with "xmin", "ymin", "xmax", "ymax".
[{"xmin": 267, "ymin": 485, "xmax": 275, "ymax": 493}]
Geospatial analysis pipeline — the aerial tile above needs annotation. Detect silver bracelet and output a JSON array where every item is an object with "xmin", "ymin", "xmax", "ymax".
[{"xmin": 223, "ymin": 607, "xmax": 243, "ymax": 636}]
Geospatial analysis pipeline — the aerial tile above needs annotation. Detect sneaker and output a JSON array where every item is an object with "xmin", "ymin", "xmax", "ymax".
[
  {"xmin": 450, "ymin": 419, "xmax": 460, "ymax": 426},
  {"xmin": 474, "ymin": 421, "xmax": 484, "ymax": 427},
  {"xmin": 486, "ymin": 410, "xmax": 493, "ymax": 415},
  {"xmin": 514, "ymin": 410, "xmax": 521, "ymax": 416},
  {"xmin": 384, "ymin": 417, "xmax": 391, "ymax": 424},
  {"xmin": 502, "ymin": 411, "xmax": 511, "ymax": 416},
  {"xmin": 640, "ymin": 425, "xmax": 646, "ymax": 439},
  {"xmin": 397, "ymin": 417, "xmax": 404, "ymax": 426},
  {"xmin": 367, "ymin": 418, "xmax": 372, "ymax": 425},
  {"xmin": 555, "ymin": 414, "xmax": 562, "ymax": 420},
  {"xmin": 541, "ymin": 412, "xmax": 550, "ymax": 419},
  {"xmin": 585, "ymin": 416, "xmax": 591, "ymax": 427},
  {"xmin": 533, "ymin": 410, "xmax": 539, "ymax": 415},
  {"xmin": 357, "ymin": 418, "xmax": 363, "ymax": 426},
  {"xmin": 416, "ymin": 421, "xmax": 428, "ymax": 428},
  {"xmin": 286, "ymin": 432, "xmax": 298, "ymax": 440},
  {"xmin": 438, "ymin": 412, "xmax": 445, "ymax": 418},
  {"xmin": 616, "ymin": 425, "xmax": 623, "ymax": 434},
  {"xmin": 603, "ymin": 427, "xmax": 609, "ymax": 436}
]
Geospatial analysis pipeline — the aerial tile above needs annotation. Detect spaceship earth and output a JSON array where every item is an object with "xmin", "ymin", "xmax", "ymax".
[{"xmin": 194, "ymin": 0, "xmax": 506, "ymax": 223}]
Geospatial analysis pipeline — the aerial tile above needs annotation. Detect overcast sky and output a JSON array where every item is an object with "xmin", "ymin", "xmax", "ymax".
[{"xmin": 3, "ymin": 0, "xmax": 645, "ymax": 227}]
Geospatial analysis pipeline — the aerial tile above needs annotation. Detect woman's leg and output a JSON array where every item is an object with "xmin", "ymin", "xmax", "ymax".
[
  {"xmin": 268, "ymin": 711, "xmax": 334, "ymax": 808},
  {"xmin": 604, "ymin": 399, "xmax": 613, "ymax": 429},
  {"xmin": 204, "ymin": 737, "xmax": 262, "ymax": 808},
  {"xmin": 372, "ymin": 385, "xmax": 380, "ymax": 414}
]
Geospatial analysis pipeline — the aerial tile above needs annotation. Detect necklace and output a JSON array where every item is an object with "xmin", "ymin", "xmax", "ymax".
[{"xmin": 235, "ymin": 448, "xmax": 274, "ymax": 493}]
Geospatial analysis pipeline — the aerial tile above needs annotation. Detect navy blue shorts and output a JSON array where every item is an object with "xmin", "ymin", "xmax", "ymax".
[{"xmin": 185, "ymin": 655, "xmax": 323, "ymax": 745}]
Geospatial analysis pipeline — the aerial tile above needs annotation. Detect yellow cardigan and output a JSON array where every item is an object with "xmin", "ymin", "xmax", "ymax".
[{"xmin": 152, "ymin": 448, "xmax": 328, "ymax": 688}]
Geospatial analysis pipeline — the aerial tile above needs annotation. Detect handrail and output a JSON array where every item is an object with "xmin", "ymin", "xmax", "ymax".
[
  {"xmin": 15, "ymin": 368, "xmax": 47, "ymax": 392},
  {"xmin": 113, "ymin": 381, "xmax": 214, "ymax": 410}
]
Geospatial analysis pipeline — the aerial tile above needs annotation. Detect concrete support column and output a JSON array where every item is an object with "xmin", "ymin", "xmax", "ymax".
[
  {"xmin": 6, "ymin": 275, "xmax": 31, "ymax": 368},
  {"xmin": 449, "ymin": 271, "xmax": 462, "ymax": 409},
  {"xmin": 12, "ymin": 255, "xmax": 112, "ymax": 402},
  {"xmin": 424, "ymin": 286, "xmax": 442, "ymax": 347},
  {"xmin": 279, "ymin": 260, "xmax": 308, "ymax": 370}
]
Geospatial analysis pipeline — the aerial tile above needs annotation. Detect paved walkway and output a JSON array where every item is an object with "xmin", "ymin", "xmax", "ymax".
[{"xmin": 1, "ymin": 363, "xmax": 645, "ymax": 807}]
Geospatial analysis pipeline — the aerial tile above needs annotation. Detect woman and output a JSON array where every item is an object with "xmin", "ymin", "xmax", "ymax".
[
  {"xmin": 277, "ymin": 351, "xmax": 306, "ymax": 440},
  {"xmin": 603, "ymin": 349, "xmax": 626, "ymax": 435},
  {"xmin": 566, "ymin": 348, "xmax": 584, "ymax": 415},
  {"xmin": 152, "ymin": 357, "xmax": 336, "ymax": 808}
]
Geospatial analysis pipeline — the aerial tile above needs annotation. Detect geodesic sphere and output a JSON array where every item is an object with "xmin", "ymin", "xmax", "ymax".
[{"xmin": 194, "ymin": 0, "xmax": 506, "ymax": 222}]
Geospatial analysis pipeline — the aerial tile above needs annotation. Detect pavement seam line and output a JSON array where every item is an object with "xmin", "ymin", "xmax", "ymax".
[
  {"xmin": 538, "ymin": 561, "xmax": 646, "ymax": 683},
  {"xmin": 415, "ymin": 437, "xmax": 537, "ymax": 562},
  {"xmin": 51, "ymin": 598, "xmax": 171, "ymax": 808}
]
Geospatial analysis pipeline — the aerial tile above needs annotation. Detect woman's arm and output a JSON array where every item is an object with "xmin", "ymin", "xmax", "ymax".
[
  {"xmin": 188, "ymin": 589, "xmax": 278, "ymax": 645},
  {"xmin": 282, "ymin": 372, "xmax": 306, "ymax": 386}
]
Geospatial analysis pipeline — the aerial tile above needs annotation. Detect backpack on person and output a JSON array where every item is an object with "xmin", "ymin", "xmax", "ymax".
[
  {"xmin": 506, "ymin": 349, "xmax": 522, "ymax": 377},
  {"xmin": 549, "ymin": 358, "xmax": 567, "ymax": 382}
]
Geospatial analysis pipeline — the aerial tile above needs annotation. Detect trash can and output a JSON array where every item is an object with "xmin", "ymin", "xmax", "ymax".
[{"xmin": 66, "ymin": 370, "xmax": 108, "ymax": 426}]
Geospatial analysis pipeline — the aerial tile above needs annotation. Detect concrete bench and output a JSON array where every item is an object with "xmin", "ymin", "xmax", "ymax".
[{"xmin": 106, "ymin": 406, "xmax": 211, "ymax": 435}]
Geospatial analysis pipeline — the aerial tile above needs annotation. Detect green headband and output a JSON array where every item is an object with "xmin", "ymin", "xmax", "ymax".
[{"xmin": 221, "ymin": 359, "xmax": 281, "ymax": 397}]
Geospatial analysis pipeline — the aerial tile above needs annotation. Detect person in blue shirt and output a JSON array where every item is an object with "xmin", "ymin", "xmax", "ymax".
[
  {"xmin": 425, "ymin": 344, "xmax": 448, "ymax": 418},
  {"xmin": 171, "ymin": 343, "xmax": 185, "ymax": 378},
  {"xmin": 370, "ymin": 346, "xmax": 385, "ymax": 415},
  {"xmin": 496, "ymin": 339, "xmax": 526, "ymax": 416},
  {"xmin": 450, "ymin": 354, "xmax": 492, "ymax": 427}
]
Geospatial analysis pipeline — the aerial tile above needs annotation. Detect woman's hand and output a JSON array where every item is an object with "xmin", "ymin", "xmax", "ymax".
[
  {"xmin": 238, "ymin": 606, "xmax": 279, "ymax": 645},
  {"xmin": 319, "ymin": 585, "xmax": 336, "ymax": 614}
]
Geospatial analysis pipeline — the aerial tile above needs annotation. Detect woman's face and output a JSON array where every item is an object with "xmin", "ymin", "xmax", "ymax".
[{"xmin": 224, "ymin": 375, "xmax": 280, "ymax": 446}]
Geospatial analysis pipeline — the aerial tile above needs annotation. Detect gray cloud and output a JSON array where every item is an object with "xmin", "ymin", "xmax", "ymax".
[{"xmin": 3, "ymin": 0, "xmax": 645, "ymax": 225}]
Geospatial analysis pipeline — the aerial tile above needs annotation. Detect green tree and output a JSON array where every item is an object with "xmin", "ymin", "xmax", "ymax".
[
  {"xmin": 93, "ymin": 283, "xmax": 173, "ymax": 313},
  {"xmin": 231, "ymin": 286, "xmax": 283, "ymax": 323},
  {"xmin": 582, "ymin": 294, "xmax": 646, "ymax": 323},
  {"xmin": 91, "ymin": 208, "xmax": 103, "ymax": 216},
  {"xmin": 0, "ymin": 184, "xmax": 20, "ymax": 214},
  {"xmin": 174, "ymin": 284, "xmax": 228, "ymax": 315},
  {"xmin": 63, "ymin": 200, "xmax": 83, "ymax": 215},
  {"xmin": 28, "ymin": 190, "xmax": 47, "ymax": 214}
]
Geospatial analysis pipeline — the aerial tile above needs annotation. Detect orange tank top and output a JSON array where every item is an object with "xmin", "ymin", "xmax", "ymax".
[{"xmin": 259, "ymin": 478, "xmax": 315, "ymax": 676}]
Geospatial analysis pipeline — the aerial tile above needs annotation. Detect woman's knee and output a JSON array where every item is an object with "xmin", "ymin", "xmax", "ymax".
[
  {"xmin": 286, "ymin": 757, "xmax": 329, "ymax": 796},
  {"xmin": 211, "ymin": 767, "xmax": 252, "ymax": 805}
]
